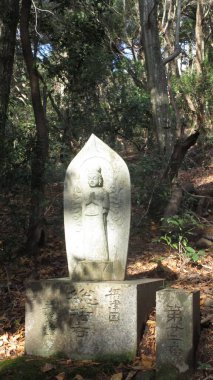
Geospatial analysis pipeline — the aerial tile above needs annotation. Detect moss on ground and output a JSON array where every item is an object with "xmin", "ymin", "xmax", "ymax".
[
  {"xmin": 0, "ymin": 356, "xmax": 119, "ymax": 380},
  {"xmin": 0, "ymin": 357, "xmax": 46, "ymax": 380}
]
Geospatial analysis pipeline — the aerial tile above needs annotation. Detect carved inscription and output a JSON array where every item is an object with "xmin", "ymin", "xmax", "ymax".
[
  {"xmin": 42, "ymin": 299, "xmax": 60, "ymax": 335},
  {"xmin": 105, "ymin": 288, "xmax": 121, "ymax": 322},
  {"xmin": 68, "ymin": 288, "xmax": 99, "ymax": 338},
  {"xmin": 165, "ymin": 303, "xmax": 184, "ymax": 359},
  {"xmin": 41, "ymin": 289, "xmax": 99, "ymax": 339}
]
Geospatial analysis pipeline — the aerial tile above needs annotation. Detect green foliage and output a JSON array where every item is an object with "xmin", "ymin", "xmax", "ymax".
[
  {"xmin": 197, "ymin": 362, "xmax": 213, "ymax": 370},
  {"xmin": 172, "ymin": 63, "xmax": 213, "ymax": 129},
  {"xmin": 130, "ymin": 152, "xmax": 169, "ymax": 218},
  {"xmin": 2, "ymin": 0, "xmax": 212, "ymax": 223},
  {"xmin": 43, "ymin": 3, "xmax": 112, "ymax": 90},
  {"xmin": 1, "ymin": 44, "xmax": 35, "ymax": 187},
  {"xmin": 160, "ymin": 214, "xmax": 205, "ymax": 262}
]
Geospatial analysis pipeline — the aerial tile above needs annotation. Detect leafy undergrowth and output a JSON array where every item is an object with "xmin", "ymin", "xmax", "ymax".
[{"xmin": 0, "ymin": 165, "xmax": 213, "ymax": 379}]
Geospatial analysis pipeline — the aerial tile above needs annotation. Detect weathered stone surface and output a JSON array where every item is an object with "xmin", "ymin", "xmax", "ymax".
[
  {"xmin": 25, "ymin": 278, "xmax": 163, "ymax": 360},
  {"xmin": 156, "ymin": 288, "xmax": 200, "ymax": 373},
  {"xmin": 64, "ymin": 134, "xmax": 131, "ymax": 281}
]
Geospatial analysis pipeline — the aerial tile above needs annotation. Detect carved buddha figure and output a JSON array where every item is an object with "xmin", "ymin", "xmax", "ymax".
[{"xmin": 82, "ymin": 166, "xmax": 109, "ymax": 261}]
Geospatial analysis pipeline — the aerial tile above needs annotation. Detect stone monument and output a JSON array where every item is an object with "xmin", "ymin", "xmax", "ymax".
[
  {"xmin": 64, "ymin": 134, "xmax": 131, "ymax": 281},
  {"xmin": 25, "ymin": 134, "xmax": 163, "ymax": 360},
  {"xmin": 156, "ymin": 288, "xmax": 200, "ymax": 374}
]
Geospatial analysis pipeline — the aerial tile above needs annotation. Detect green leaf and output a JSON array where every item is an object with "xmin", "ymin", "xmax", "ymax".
[
  {"xmin": 185, "ymin": 246, "xmax": 196, "ymax": 254},
  {"xmin": 197, "ymin": 250, "xmax": 205, "ymax": 256},
  {"xmin": 182, "ymin": 238, "xmax": 188, "ymax": 246},
  {"xmin": 172, "ymin": 243, "xmax": 178, "ymax": 249}
]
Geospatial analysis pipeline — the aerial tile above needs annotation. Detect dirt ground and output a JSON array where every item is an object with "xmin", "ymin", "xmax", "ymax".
[{"xmin": 0, "ymin": 158, "xmax": 212, "ymax": 379}]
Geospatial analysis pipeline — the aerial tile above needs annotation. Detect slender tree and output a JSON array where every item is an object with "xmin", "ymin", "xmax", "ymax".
[
  {"xmin": 20, "ymin": 0, "xmax": 49, "ymax": 254},
  {"xmin": 0, "ymin": 0, "xmax": 19, "ymax": 175},
  {"xmin": 138, "ymin": 0, "xmax": 173, "ymax": 154}
]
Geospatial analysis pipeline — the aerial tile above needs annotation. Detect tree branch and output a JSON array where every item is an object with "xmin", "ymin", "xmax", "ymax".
[
  {"xmin": 163, "ymin": 0, "xmax": 182, "ymax": 65},
  {"xmin": 163, "ymin": 46, "xmax": 181, "ymax": 64},
  {"xmin": 163, "ymin": 131, "xmax": 200, "ymax": 182}
]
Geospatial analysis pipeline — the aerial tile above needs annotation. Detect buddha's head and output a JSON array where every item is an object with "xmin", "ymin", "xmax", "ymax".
[{"xmin": 88, "ymin": 166, "xmax": 103, "ymax": 188}]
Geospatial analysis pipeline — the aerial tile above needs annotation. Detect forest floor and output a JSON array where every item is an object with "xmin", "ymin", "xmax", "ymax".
[{"xmin": 0, "ymin": 152, "xmax": 212, "ymax": 380}]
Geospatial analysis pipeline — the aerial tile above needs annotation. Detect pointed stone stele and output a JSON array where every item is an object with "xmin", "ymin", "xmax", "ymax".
[{"xmin": 64, "ymin": 134, "xmax": 131, "ymax": 281}]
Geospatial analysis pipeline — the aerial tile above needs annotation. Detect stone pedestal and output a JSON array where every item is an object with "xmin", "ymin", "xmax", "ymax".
[
  {"xmin": 156, "ymin": 288, "xmax": 200, "ymax": 374},
  {"xmin": 25, "ymin": 278, "xmax": 163, "ymax": 360}
]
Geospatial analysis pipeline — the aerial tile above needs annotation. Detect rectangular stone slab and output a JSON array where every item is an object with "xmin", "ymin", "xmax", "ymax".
[
  {"xmin": 156, "ymin": 288, "xmax": 200, "ymax": 373},
  {"xmin": 25, "ymin": 278, "xmax": 163, "ymax": 360}
]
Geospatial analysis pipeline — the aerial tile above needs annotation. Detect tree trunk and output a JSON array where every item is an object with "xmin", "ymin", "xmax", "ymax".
[
  {"xmin": 138, "ymin": 0, "xmax": 173, "ymax": 154},
  {"xmin": 20, "ymin": 0, "xmax": 49, "ymax": 255},
  {"xmin": 0, "ymin": 0, "xmax": 19, "ymax": 176},
  {"xmin": 163, "ymin": 183, "xmax": 183, "ymax": 220},
  {"xmin": 195, "ymin": 0, "xmax": 206, "ymax": 132},
  {"xmin": 195, "ymin": 0, "xmax": 204, "ymax": 75},
  {"xmin": 163, "ymin": 131, "xmax": 200, "ymax": 183}
]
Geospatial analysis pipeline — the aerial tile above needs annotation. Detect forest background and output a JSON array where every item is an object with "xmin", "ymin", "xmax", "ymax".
[
  {"xmin": 0, "ymin": 0, "xmax": 212, "ymax": 251},
  {"xmin": 0, "ymin": 0, "xmax": 212, "ymax": 379}
]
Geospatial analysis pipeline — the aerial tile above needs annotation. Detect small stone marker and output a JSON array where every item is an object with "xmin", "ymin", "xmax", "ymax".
[{"xmin": 156, "ymin": 288, "xmax": 200, "ymax": 373}]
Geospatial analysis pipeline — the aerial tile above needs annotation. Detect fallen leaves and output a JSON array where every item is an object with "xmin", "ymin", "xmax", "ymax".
[
  {"xmin": 57, "ymin": 359, "xmax": 72, "ymax": 366},
  {"xmin": 73, "ymin": 375, "xmax": 85, "ymax": 380},
  {"xmin": 201, "ymin": 314, "xmax": 213, "ymax": 326},
  {"xmin": 41, "ymin": 362, "xmax": 56, "ymax": 372},
  {"xmin": 0, "ymin": 328, "xmax": 24, "ymax": 358},
  {"xmin": 141, "ymin": 355, "xmax": 155, "ymax": 370},
  {"xmin": 124, "ymin": 370, "xmax": 137, "ymax": 380},
  {"xmin": 55, "ymin": 372, "xmax": 66, "ymax": 380},
  {"xmin": 110, "ymin": 373, "xmax": 123, "ymax": 380}
]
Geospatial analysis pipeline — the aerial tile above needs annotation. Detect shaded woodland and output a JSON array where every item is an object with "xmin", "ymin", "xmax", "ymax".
[{"xmin": 0, "ymin": 0, "xmax": 212, "ymax": 379}]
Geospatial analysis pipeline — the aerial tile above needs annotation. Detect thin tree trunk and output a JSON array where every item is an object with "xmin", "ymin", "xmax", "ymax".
[
  {"xmin": 20, "ymin": 0, "xmax": 49, "ymax": 255},
  {"xmin": 163, "ymin": 0, "xmax": 182, "ymax": 66},
  {"xmin": 0, "ymin": 0, "xmax": 19, "ymax": 176},
  {"xmin": 195, "ymin": 0, "xmax": 204, "ymax": 74},
  {"xmin": 195, "ymin": 0, "xmax": 206, "ymax": 132},
  {"xmin": 138, "ymin": 0, "xmax": 173, "ymax": 154}
]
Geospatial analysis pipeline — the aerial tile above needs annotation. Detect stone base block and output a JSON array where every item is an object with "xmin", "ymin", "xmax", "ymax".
[{"xmin": 25, "ymin": 278, "xmax": 163, "ymax": 360}]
